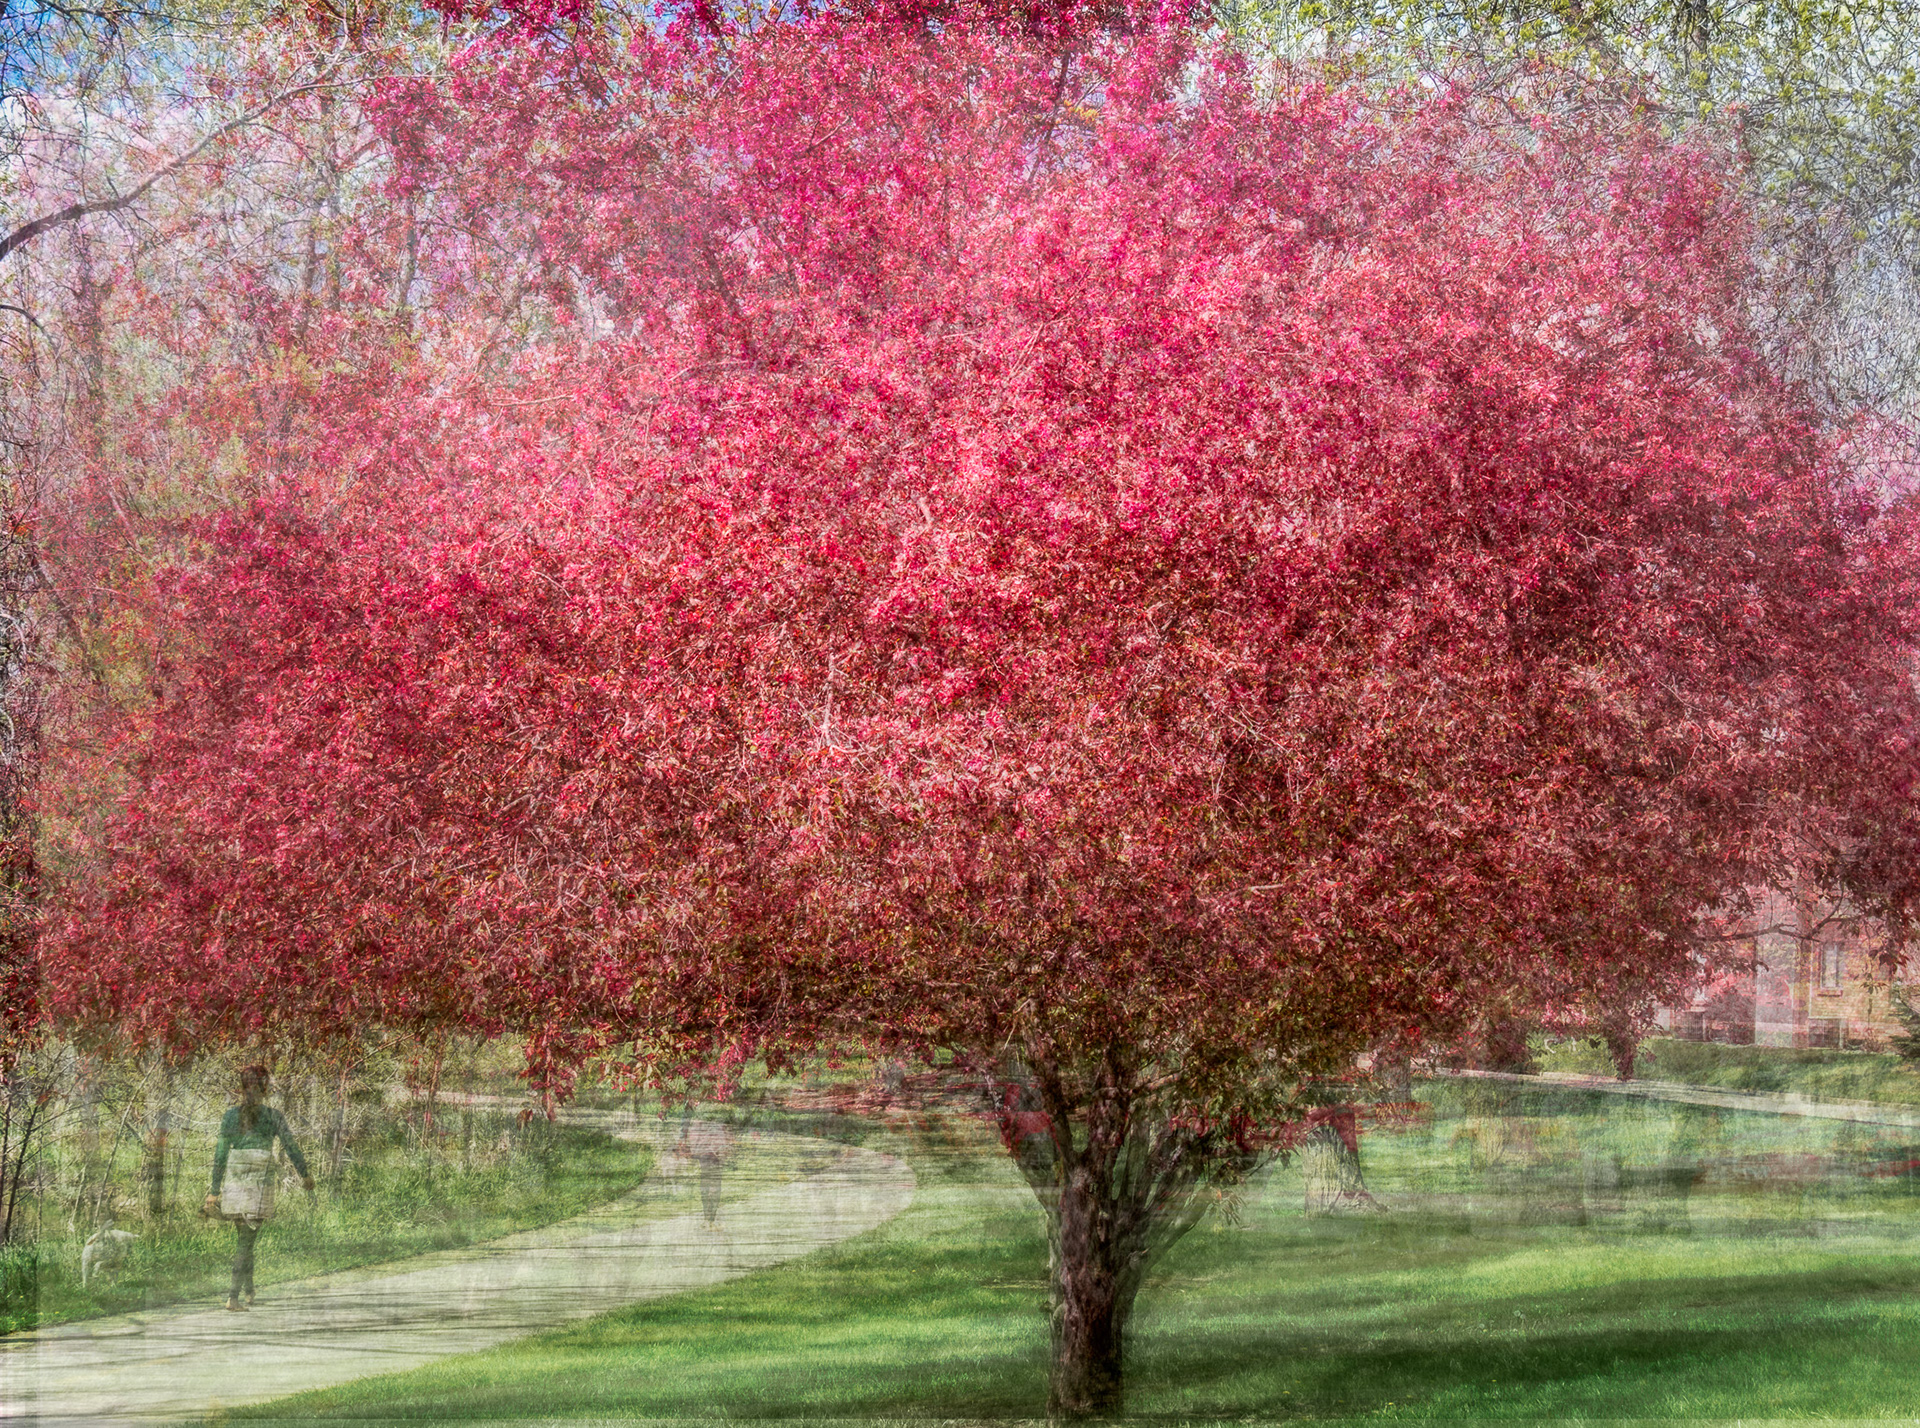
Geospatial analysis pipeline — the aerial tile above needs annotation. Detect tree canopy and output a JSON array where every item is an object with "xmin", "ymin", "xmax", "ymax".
[{"xmin": 33, "ymin": 7, "xmax": 1920, "ymax": 1409}]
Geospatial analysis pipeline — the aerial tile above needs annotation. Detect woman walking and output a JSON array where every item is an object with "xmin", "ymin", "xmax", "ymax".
[
  {"xmin": 679, "ymin": 1115, "xmax": 732, "ymax": 1228},
  {"xmin": 203, "ymin": 1065, "xmax": 313, "ymax": 1311}
]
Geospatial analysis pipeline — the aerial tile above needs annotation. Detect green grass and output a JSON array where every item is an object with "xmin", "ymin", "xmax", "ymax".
[
  {"xmin": 1537, "ymin": 1034, "xmax": 1920, "ymax": 1105},
  {"xmin": 215, "ymin": 1082, "xmax": 1920, "ymax": 1424},
  {"xmin": 5, "ymin": 1112, "xmax": 652, "ymax": 1333}
]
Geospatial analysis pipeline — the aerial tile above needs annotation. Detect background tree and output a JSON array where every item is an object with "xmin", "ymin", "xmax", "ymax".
[{"xmin": 1222, "ymin": 0, "xmax": 1920, "ymax": 433}]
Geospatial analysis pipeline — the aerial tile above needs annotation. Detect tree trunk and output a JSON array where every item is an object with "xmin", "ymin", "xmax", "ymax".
[
  {"xmin": 1048, "ymin": 1171, "xmax": 1133, "ymax": 1420},
  {"xmin": 140, "ymin": 1107, "xmax": 168, "ymax": 1216},
  {"xmin": 141, "ymin": 1059, "xmax": 173, "ymax": 1218},
  {"xmin": 1373, "ymin": 1049, "xmax": 1413, "ymax": 1105},
  {"xmin": 1478, "ymin": 1015, "xmax": 1537, "ymax": 1074},
  {"xmin": 1302, "ymin": 1120, "xmax": 1380, "ymax": 1215},
  {"xmin": 68, "ymin": 1057, "xmax": 102, "ymax": 1232},
  {"xmin": 329, "ymin": 1062, "xmax": 351, "ymax": 1181},
  {"xmin": 994, "ymin": 1062, "xmax": 1251, "ymax": 1422},
  {"xmin": 0, "ymin": 1057, "xmax": 41, "ymax": 1245},
  {"xmin": 1604, "ymin": 1026, "xmax": 1639, "ymax": 1080}
]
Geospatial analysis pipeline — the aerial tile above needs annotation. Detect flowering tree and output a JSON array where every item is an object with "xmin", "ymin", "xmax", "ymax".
[{"xmin": 45, "ymin": 9, "xmax": 1920, "ymax": 1414}]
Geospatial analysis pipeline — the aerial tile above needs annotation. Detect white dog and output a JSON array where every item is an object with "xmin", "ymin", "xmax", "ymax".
[{"xmin": 80, "ymin": 1226, "xmax": 138, "ymax": 1287}]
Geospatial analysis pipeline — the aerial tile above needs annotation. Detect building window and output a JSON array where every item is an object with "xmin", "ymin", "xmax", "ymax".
[{"xmin": 1820, "ymin": 938, "xmax": 1845, "ymax": 992}]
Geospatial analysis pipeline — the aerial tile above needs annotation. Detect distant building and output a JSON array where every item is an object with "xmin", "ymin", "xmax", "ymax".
[{"xmin": 1656, "ymin": 889, "xmax": 1909, "ymax": 1050}]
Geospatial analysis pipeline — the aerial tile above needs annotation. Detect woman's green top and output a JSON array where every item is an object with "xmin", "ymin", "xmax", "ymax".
[{"xmin": 210, "ymin": 1106, "xmax": 310, "ymax": 1192}]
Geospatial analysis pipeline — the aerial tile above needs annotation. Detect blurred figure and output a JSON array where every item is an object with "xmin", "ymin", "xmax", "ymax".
[
  {"xmin": 203, "ymin": 1065, "xmax": 313, "ymax": 1310},
  {"xmin": 680, "ymin": 1117, "xmax": 733, "ymax": 1227}
]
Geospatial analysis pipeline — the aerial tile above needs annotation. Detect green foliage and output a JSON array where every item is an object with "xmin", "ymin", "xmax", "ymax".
[{"xmin": 1887, "ymin": 989, "xmax": 1920, "ymax": 1062}]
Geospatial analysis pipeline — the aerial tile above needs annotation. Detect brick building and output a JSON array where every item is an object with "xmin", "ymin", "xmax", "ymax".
[{"xmin": 1656, "ymin": 889, "xmax": 1910, "ymax": 1049}]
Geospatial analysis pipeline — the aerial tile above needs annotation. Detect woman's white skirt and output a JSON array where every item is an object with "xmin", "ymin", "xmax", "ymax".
[{"xmin": 220, "ymin": 1149, "xmax": 277, "ymax": 1224}]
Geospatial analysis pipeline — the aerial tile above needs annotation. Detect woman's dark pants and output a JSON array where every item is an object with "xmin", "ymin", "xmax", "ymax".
[{"xmin": 232, "ymin": 1222, "xmax": 259, "ymax": 1299}]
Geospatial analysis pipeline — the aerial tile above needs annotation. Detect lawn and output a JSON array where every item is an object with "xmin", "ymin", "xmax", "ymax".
[
  {"xmin": 213, "ymin": 1078, "xmax": 1920, "ymax": 1424},
  {"xmin": 2, "ymin": 1104, "xmax": 655, "ymax": 1333},
  {"xmin": 1537, "ymin": 1033, "xmax": 1920, "ymax": 1106}
]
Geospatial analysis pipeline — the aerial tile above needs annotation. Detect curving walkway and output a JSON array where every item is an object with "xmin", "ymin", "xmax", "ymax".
[{"xmin": 0, "ymin": 1117, "xmax": 914, "ymax": 1427}]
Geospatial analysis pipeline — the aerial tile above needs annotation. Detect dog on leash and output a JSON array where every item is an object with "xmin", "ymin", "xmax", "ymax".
[{"xmin": 80, "ymin": 1225, "xmax": 138, "ymax": 1287}]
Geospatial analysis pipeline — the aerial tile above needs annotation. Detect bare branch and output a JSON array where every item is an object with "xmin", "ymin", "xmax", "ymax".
[
  {"xmin": 0, "ymin": 68, "xmax": 348, "ymax": 266},
  {"xmin": 0, "ymin": 304, "xmax": 47, "ymax": 337}
]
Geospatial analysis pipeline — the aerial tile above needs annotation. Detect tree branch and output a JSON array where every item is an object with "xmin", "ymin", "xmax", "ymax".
[
  {"xmin": 0, "ymin": 304, "xmax": 47, "ymax": 337},
  {"xmin": 0, "ymin": 69, "xmax": 345, "ymax": 266}
]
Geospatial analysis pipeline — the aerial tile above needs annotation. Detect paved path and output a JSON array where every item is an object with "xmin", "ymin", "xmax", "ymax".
[
  {"xmin": 0, "ymin": 1116, "xmax": 914, "ymax": 1427},
  {"xmin": 1437, "ymin": 1066, "xmax": 1920, "ymax": 1130}
]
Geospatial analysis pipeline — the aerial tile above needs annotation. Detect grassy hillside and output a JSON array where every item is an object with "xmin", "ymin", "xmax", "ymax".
[{"xmin": 1538, "ymin": 1034, "xmax": 1920, "ymax": 1105}]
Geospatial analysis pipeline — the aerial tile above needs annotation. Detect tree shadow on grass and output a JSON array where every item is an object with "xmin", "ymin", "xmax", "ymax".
[{"xmin": 1127, "ymin": 1266, "xmax": 1920, "ymax": 1422}]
